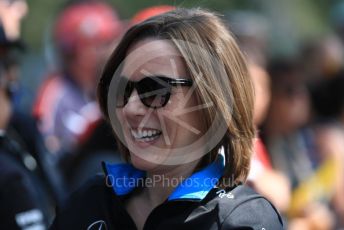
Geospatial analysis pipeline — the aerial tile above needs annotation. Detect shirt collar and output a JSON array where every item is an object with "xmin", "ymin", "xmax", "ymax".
[{"xmin": 102, "ymin": 155, "xmax": 225, "ymax": 201}]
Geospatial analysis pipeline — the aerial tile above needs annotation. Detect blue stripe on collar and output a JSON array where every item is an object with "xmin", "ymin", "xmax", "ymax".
[
  {"xmin": 168, "ymin": 155, "xmax": 225, "ymax": 201},
  {"xmin": 102, "ymin": 155, "xmax": 225, "ymax": 201},
  {"xmin": 102, "ymin": 162, "xmax": 145, "ymax": 196}
]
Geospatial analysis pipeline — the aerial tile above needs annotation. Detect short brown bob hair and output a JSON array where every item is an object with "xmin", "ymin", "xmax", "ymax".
[{"xmin": 97, "ymin": 8, "xmax": 255, "ymax": 185}]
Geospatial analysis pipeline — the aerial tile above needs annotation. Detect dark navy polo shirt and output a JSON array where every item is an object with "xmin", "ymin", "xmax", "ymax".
[{"xmin": 50, "ymin": 155, "xmax": 284, "ymax": 230}]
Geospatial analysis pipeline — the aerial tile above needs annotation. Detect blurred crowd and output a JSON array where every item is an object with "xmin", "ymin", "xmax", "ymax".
[{"xmin": 1, "ymin": 0, "xmax": 344, "ymax": 229}]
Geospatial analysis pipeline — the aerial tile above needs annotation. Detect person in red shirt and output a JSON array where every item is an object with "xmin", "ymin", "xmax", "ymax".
[{"xmin": 33, "ymin": 1, "xmax": 123, "ymax": 155}]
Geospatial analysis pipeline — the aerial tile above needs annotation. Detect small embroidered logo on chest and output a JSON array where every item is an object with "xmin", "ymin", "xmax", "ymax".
[
  {"xmin": 216, "ymin": 189, "xmax": 235, "ymax": 199},
  {"xmin": 87, "ymin": 220, "xmax": 108, "ymax": 230}
]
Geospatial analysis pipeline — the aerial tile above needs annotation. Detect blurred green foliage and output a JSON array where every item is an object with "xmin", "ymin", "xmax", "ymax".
[{"xmin": 22, "ymin": 0, "xmax": 336, "ymax": 54}]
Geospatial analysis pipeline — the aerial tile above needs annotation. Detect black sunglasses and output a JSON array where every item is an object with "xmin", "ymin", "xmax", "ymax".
[{"xmin": 116, "ymin": 76, "xmax": 193, "ymax": 108}]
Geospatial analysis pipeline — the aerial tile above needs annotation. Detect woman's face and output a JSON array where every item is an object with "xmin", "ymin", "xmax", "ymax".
[{"xmin": 115, "ymin": 38, "xmax": 206, "ymax": 172}]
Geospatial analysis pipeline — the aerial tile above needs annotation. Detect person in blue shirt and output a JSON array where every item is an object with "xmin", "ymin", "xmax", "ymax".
[{"xmin": 51, "ymin": 8, "xmax": 284, "ymax": 230}]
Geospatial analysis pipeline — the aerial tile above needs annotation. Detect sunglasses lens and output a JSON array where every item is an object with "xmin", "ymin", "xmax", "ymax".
[{"xmin": 138, "ymin": 78, "xmax": 171, "ymax": 108}]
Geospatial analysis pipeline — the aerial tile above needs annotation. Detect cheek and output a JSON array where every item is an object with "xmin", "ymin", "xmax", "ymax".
[
  {"xmin": 180, "ymin": 93, "xmax": 206, "ymax": 133},
  {"xmin": 158, "ymin": 93, "xmax": 205, "ymax": 145},
  {"xmin": 183, "ymin": 110, "xmax": 206, "ymax": 138}
]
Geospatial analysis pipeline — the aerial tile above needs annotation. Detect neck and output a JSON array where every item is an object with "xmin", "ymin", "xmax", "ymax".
[{"xmin": 142, "ymin": 160, "xmax": 199, "ymax": 206}]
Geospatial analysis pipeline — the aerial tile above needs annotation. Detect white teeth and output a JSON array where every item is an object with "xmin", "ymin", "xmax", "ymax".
[{"xmin": 130, "ymin": 128, "xmax": 161, "ymax": 140}]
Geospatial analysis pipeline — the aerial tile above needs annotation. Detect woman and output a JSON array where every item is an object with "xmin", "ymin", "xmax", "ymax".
[{"xmin": 50, "ymin": 8, "xmax": 283, "ymax": 229}]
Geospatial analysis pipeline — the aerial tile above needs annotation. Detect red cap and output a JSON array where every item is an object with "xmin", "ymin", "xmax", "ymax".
[{"xmin": 55, "ymin": 2, "xmax": 123, "ymax": 54}]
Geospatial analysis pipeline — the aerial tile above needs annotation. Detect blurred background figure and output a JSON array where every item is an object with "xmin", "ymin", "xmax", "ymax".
[
  {"xmin": 0, "ymin": 0, "xmax": 28, "ymax": 42},
  {"xmin": 33, "ymin": 0, "xmax": 123, "ymax": 156},
  {"xmin": 248, "ymin": 62, "xmax": 291, "ymax": 215},
  {"xmin": 262, "ymin": 58, "xmax": 344, "ymax": 230},
  {"xmin": 0, "ymin": 0, "xmax": 55, "ymax": 229},
  {"xmin": 308, "ymin": 68, "xmax": 344, "ymax": 228},
  {"xmin": 32, "ymin": 0, "xmax": 124, "ymax": 194},
  {"xmin": 0, "ymin": 0, "xmax": 27, "ymax": 109}
]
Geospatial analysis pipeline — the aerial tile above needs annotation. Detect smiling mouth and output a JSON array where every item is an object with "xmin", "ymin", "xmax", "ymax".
[{"xmin": 130, "ymin": 128, "xmax": 162, "ymax": 142}]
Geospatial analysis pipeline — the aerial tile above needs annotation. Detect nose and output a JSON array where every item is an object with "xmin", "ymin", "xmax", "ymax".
[{"xmin": 122, "ymin": 89, "xmax": 147, "ymax": 117}]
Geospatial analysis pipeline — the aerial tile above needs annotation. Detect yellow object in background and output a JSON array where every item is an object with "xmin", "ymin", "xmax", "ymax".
[{"xmin": 288, "ymin": 158, "xmax": 338, "ymax": 217}]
